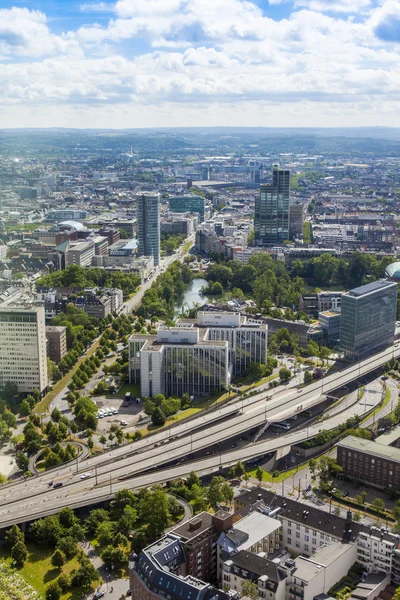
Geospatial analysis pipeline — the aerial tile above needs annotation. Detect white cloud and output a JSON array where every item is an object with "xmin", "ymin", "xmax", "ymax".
[
  {"xmin": 294, "ymin": 0, "xmax": 371, "ymax": 12},
  {"xmin": 80, "ymin": 2, "xmax": 115, "ymax": 12},
  {"xmin": 1, "ymin": 0, "xmax": 400, "ymax": 127}
]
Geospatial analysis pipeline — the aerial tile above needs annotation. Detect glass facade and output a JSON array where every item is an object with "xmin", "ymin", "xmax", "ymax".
[
  {"xmin": 340, "ymin": 281, "xmax": 397, "ymax": 361},
  {"xmin": 163, "ymin": 345, "xmax": 228, "ymax": 397},
  {"xmin": 255, "ymin": 168, "xmax": 290, "ymax": 245},
  {"xmin": 169, "ymin": 196, "xmax": 205, "ymax": 222},
  {"xmin": 207, "ymin": 327, "xmax": 267, "ymax": 375},
  {"xmin": 136, "ymin": 192, "xmax": 160, "ymax": 266}
]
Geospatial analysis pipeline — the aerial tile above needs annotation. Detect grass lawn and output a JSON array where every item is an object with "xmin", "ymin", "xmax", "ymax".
[
  {"xmin": 35, "ymin": 339, "xmax": 101, "ymax": 414},
  {"xmin": 248, "ymin": 461, "xmax": 310, "ymax": 483},
  {"xmin": 237, "ymin": 373, "xmax": 278, "ymax": 392},
  {"xmin": 116, "ymin": 383, "xmax": 141, "ymax": 399},
  {"xmin": 0, "ymin": 544, "xmax": 101, "ymax": 600}
]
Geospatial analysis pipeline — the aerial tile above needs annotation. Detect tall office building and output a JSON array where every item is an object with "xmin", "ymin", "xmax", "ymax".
[
  {"xmin": 340, "ymin": 280, "xmax": 397, "ymax": 361},
  {"xmin": 136, "ymin": 192, "xmax": 160, "ymax": 266},
  {"xmin": 0, "ymin": 306, "xmax": 48, "ymax": 393},
  {"xmin": 255, "ymin": 166, "xmax": 290, "ymax": 245},
  {"xmin": 169, "ymin": 195, "xmax": 205, "ymax": 222},
  {"xmin": 289, "ymin": 201, "xmax": 305, "ymax": 240}
]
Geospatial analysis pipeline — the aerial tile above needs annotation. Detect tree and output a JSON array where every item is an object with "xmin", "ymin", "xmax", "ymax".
[
  {"xmin": 70, "ymin": 559, "xmax": 98, "ymax": 590},
  {"xmin": 5, "ymin": 524, "xmax": 24, "ymax": 547},
  {"xmin": 59, "ymin": 507, "xmax": 78, "ymax": 529},
  {"xmin": 57, "ymin": 536, "xmax": 78, "ymax": 559},
  {"xmin": 101, "ymin": 545, "xmax": 127, "ymax": 570},
  {"xmin": 57, "ymin": 573, "xmax": 71, "ymax": 593},
  {"xmin": 207, "ymin": 476, "xmax": 224, "ymax": 509},
  {"xmin": 221, "ymin": 482, "xmax": 234, "ymax": 504},
  {"xmin": 46, "ymin": 581, "xmax": 61, "ymax": 600},
  {"xmin": 97, "ymin": 520, "xmax": 116, "ymax": 547},
  {"xmin": 11, "ymin": 540, "xmax": 28, "ymax": 566},
  {"xmin": 353, "ymin": 511, "xmax": 362, "ymax": 522},
  {"xmin": 319, "ymin": 346, "xmax": 331, "ymax": 366},
  {"xmin": 139, "ymin": 487, "xmax": 171, "ymax": 538},
  {"xmin": 241, "ymin": 580, "xmax": 259, "ymax": 600},
  {"xmin": 51, "ymin": 407, "xmax": 62, "ymax": 423},
  {"xmin": 151, "ymin": 407, "xmax": 166, "ymax": 427},
  {"xmin": 19, "ymin": 399, "xmax": 31, "ymax": 417},
  {"xmin": 315, "ymin": 456, "xmax": 342, "ymax": 486},
  {"xmin": 30, "ymin": 515, "xmax": 64, "ymax": 548},
  {"xmin": 2, "ymin": 409, "xmax": 16, "ymax": 429},
  {"xmin": 304, "ymin": 370, "xmax": 313, "ymax": 384},
  {"xmin": 51, "ymin": 549, "xmax": 66, "ymax": 569},
  {"xmin": 371, "ymin": 497, "xmax": 385, "ymax": 513},
  {"xmin": 255, "ymin": 466, "xmax": 264, "ymax": 485},
  {"xmin": 85, "ymin": 508, "xmax": 110, "ymax": 536},
  {"xmin": 279, "ymin": 367, "xmax": 292, "ymax": 383}
]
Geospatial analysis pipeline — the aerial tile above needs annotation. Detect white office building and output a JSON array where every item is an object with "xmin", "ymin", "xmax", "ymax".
[
  {"xmin": 0, "ymin": 306, "xmax": 48, "ymax": 393},
  {"xmin": 129, "ymin": 326, "xmax": 229, "ymax": 398}
]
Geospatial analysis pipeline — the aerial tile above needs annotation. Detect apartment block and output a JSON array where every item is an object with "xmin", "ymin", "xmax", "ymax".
[
  {"xmin": 222, "ymin": 552, "xmax": 287, "ymax": 600},
  {"xmin": 0, "ymin": 306, "xmax": 48, "ymax": 393},
  {"xmin": 65, "ymin": 240, "xmax": 95, "ymax": 267},
  {"xmin": 356, "ymin": 525, "xmax": 400, "ymax": 576},
  {"xmin": 45, "ymin": 325, "xmax": 67, "ymax": 363}
]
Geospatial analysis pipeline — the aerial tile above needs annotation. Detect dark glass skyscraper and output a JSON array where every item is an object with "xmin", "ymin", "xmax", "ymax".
[
  {"xmin": 136, "ymin": 192, "xmax": 160, "ymax": 266},
  {"xmin": 255, "ymin": 166, "xmax": 290, "ymax": 245},
  {"xmin": 340, "ymin": 280, "xmax": 397, "ymax": 361}
]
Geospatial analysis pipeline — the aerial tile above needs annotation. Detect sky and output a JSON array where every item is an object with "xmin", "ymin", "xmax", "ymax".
[{"xmin": 0, "ymin": 0, "xmax": 400, "ymax": 128}]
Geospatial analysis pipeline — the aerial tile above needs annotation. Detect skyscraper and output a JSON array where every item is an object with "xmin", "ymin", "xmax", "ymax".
[
  {"xmin": 136, "ymin": 192, "xmax": 160, "ymax": 266},
  {"xmin": 0, "ymin": 306, "xmax": 48, "ymax": 393},
  {"xmin": 340, "ymin": 280, "xmax": 397, "ymax": 361},
  {"xmin": 255, "ymin": 166, "xmax": 290, "ymax": 245}
]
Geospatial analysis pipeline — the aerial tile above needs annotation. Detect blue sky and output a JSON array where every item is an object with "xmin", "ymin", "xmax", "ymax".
[{"xmin": 0, "ymin": 0, "xmax": 399, "ymax": 128}]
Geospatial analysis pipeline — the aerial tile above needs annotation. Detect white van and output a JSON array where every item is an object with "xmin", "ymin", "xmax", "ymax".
[{"xmin": 274, "ymin": 421, "xmax": 291, "ymax": 431}]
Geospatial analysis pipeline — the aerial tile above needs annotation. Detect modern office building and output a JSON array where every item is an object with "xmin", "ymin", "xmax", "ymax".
[
  {"xmin": 255, "ymin": 166, "xmax": 290, "ymax": 245},
  {"xmin": 45, "ymin": 325, "xmax": 67, "ymax": 363},
  {"xmin": 339, "ymin": 280, "xmax": 397, "ymax": 361},
  {"xmin": 136, "ymin": 192, "xmax": 160, "ymax": 266},
  {"xmin": 169, "ymin": 196, "xmax": 205, "ymax": 222},
  {"xmin": 196, "ymin": 312, "xmax": 268, "ymax": 376},
  {"xmin": 0, "ymin": 306, "xmax": 48, "ymax": 393},
  {"xmin": 65, "ymin": 240, "xmax": 95, "ymax": 267},
  {"xmin": 129, "ymin": 326, "xmax": 229, "ymax": 398},
  {"xmin": 318, "ymin": 310, "xmax": 341, "ymax": 348},
  {"xmin": 289, "ymin": 202, "xmax": 305, "ymax": 240}
]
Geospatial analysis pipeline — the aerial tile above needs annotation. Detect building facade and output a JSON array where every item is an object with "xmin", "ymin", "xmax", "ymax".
[
  {"xmin": 255, "ymin": 167, "xmax": 290, "ymax": 245},
  {"xmin": 0, "ymin": 306, "xmax": 48, "ymax": 393},
  {"xmin": 45, "ymin": 325, "xmax": 67, "ymax": 363},
  {"xmin": 339, "ymin": 280, "xmax": 397, "ymax": 361},
  {"xmin": 289, "ymin": 202, "xmax": 305, "ymax": 240},
  {"xmin": 136, "ymin": 192, "xmax": 160, "ymax": 266},
  {"xmin": 169, "ymin": 196, "xmax": 206, "ymax": 222},
  {"xmin": 65, "ymin": 240, "xmax": 95, "ymax": 267}
]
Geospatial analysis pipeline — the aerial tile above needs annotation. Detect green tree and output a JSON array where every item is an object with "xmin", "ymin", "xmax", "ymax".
[
  {"xmin": 57, "ymin": 573, "xmax": 71, "ymax": 593},
  {"xmin": 101, "ymin": 545, "xmax": 127, "ymax": 571},
  {"xmin": 59, "ymin": 507, "xmax": 78, "ymax": 529},
  {"xmin": 57, "ymin": 536, "xmax": 78, "ymax": 560},
  {"xmin": 241, "ymin": 580, "xmax": 259, "ymax": 600},
  {"xmin": 207, "ymin": 476, "xmax": 224, "ymax": 509},
  {"xmin": 46, "ymin": 581, "xmax": 62, "ymax": 600},
  {"xmin": 279, "ymin": 367, "xmax": 292, "ymax": 383},
  {"xmin": 11, "ymin": 540, "xmax": 28, "ymax": 567},
  {"xmin": 304, "ymin": 370, "xmax": 313, "ymax": 384},
  {"xmin": 51, "ymin": 549, "xmax": 67, "ymax": 569},
  {"xmin": 371, "ymin": 497, "xmax": 385, "ymax": 512},
  {"xmin": 221, "ymin": 481, "xmax": 234, "ymax": 504},
  {"xmin": 255, "ymin": 466, "xmax": 264, "ymax": 485},
  {"xmin": 139, "ymin": 487, "xmax": 171, "ymax": 538},
  {"xmin": 151, "ymin": 407, "xmax": 166, "ymax": 427},
  {"xmin": 30, "ymin": 515, "xmax": 63, "ymax": 548},
  {"xmin": 5, "ymin": 524, "xmax": 24, "ymax": 547},
  {"xmin": 19, "ymin": 399, "xmax": 31, "ymax": 417},
  {"xmin": 96, "ymin": 521, "xmax": 116, "ymax": 547}
]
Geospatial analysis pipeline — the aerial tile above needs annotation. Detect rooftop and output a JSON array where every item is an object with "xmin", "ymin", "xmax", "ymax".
[
  {"xmin": 228, "ymin": 550, "xmax": 285, "ymax": 583},
  {"xmin": 171, "ymin": 512, "xmax": 215, "ymax": 541},
  {"xmin": 347, "ymin": 280, "xmax": 397, "ymax": 298}
]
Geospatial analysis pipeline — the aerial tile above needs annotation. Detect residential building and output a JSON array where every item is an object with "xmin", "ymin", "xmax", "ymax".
[
  {"xmin": 129, "ymin": 326, "xmax": 229, "ymax": 398},
  {"xmin": 136, "ymin": 192, "xmax": 160, "ymax": 266},
  {"xmin": 286, "ymin": 542, "xmax": 358, "ymax": 600},
  {"xmin": 169, "ymin": 195, "xmax": 206, "ymax": 222},
  {"xmin": 65, "ymin": 240, "xmax": 95, "ymax": 267},
  {"xmin": 45, "ymin": 325, "xmax": 67, "ymax": 363},
  {"xmin": 222, "ymin": 552, "xmax": 287, "ymax": 600},
  {"xmin": 171, "ymin": 511, "xmax": 232, "ymax": 582},
  {"xmin": 337, "ymin": 435, "xmax": 400, "ymax": 489},
  {"xmin": 356, "ymin": 525, "xmax": 400, "ymax": 577},
  {"xmin": 299, "ymin": 292, "xmax": 343, "ymax": 318},
  {"xmin": 339, "ymin": 281, "xmax": 397, "ymax": 361},
  {"xmin": 255, "ymin": 167, "xmax": 290, "ymax": 245},
  {"xmin": 130, "ymin": 535, "xmax": 230, "ymax": 600},
  {"xmin": 289, "ymin": 202, "xmax": 305, "ymax": 240},
  {"xmin": 0, "ymin": 306, "xmax": 48, "ymax": 393}
]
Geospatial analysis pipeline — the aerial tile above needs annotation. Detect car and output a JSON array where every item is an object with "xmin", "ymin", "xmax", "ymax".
[
  {"xmin": 93, "ymin": 592, "xmax": 105, "ymax": 600},
  {"xmin": 126, "ymin": 591, "xmax": 131, "ymax": 597},
  {"xmin": 343, "ymin": 490, "xmax": 349, "ymax": 497},
  {"xmin": 53, "ymin": 481, "xmax": 63, "ymax": 489},
  {"xmin": 120, "ymin": 420, "xmax": 128, "ymax": 426},
  {"xmin": 81, "ymin": 473, "xmax": 91, "ymax": 480},
  {"xmin": 231, "ymin": 442, "xmax": 238, "ymax": 448},
  {"xmin": 112, "ymin": 408, "xmax": 118, "ymax": 414}
]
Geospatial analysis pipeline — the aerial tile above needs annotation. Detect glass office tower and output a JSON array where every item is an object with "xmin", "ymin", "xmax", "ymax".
[
  {"xmin": 255, "ymin": 166, "xmax": 290, "ymax": 245},
  {"xmin": 340, "ymin": 280, "xmax": 398, "ymax": 361},
  {"xmin": 169, "ymin": 195, "xmax": 205, "ymax": 222},
  {"xmin": 136, "ymin": 192, "xmax": 160, "ymax": 266}
]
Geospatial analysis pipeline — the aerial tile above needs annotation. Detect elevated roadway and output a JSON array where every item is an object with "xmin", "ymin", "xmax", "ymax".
[{"xmin": 0, "ymin": 342, "xmax": 399, "ymax": 528}]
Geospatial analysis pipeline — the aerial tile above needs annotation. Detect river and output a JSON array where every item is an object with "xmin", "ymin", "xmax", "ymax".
[{"xmin": 174, "ymin": 278, "xmax": 209, "ymax": 315}]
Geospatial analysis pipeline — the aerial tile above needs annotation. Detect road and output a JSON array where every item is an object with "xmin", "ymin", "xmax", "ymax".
[{"xmin": 0, "ymin": 369, "xmax": 397, "ymax": 528}]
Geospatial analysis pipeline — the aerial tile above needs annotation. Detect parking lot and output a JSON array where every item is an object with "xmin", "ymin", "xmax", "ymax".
[{"xmin": 94, "ymin": 384, "xmax": 145, "ymax": 432}]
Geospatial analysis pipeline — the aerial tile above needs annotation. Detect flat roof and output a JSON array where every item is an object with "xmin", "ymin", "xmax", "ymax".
[
  {"xmin": 348, "ymin": 280, "xmax": 397, "ymax": 298},
  {"xmin": 375, "ymin": 426, "xmax": 400, "ymax": 447},
  {"xmin": 338, "ymin": 435, "xmax": 400, "ymax": 463}
]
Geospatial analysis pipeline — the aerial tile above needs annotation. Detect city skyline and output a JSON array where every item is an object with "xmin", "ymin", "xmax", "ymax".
[{"xmin": 1, "ymin": 0, "xmax": 400, "ymax": 128}]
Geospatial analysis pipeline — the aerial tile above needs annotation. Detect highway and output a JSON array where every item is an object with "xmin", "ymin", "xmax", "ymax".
[{"xmin": 0, "ymin": 342, "xmax": 399, "ymax": 528}]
